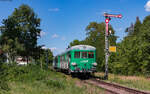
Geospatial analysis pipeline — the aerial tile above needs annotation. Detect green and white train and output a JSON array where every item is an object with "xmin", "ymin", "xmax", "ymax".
[{"xmin": 53, "ymin": 45, "xmax": 97, "ymax": 74}]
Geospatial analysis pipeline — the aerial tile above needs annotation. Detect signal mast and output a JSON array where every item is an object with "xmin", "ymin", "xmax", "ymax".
[{"xmin": 104, "ymin": 13, "xmax": 122, "ymax": 80}]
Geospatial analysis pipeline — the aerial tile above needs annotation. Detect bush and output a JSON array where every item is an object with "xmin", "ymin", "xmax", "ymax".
[
  {"xmin": 0, "ymin": 62, "xmax": 52, "ymax": 93},
  {"xmin": 0, "ymin": 63, "xmax": 10, "ymax": 92},
  {"xmin": 1, "ymin": 63, "xmax": 49, "ymax": 82}
]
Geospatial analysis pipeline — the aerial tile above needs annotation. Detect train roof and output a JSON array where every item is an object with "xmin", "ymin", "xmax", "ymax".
[
  {"xmin": 67, "ymin": 45, "xmax": 96, "ymax": 51},
  {"xmin": 56, "ymin": 45, "xmax": 96, "ymax": 56}
]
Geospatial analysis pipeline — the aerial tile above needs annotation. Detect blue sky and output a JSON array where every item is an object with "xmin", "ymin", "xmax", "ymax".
[{"xmin": 0, "ymin": 0, "xmax": 150, "ymax": 55}]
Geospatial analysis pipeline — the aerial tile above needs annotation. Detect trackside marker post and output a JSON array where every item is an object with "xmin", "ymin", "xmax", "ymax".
[{"xmin": 104, "ymin": 13, "xmax": 122, "ymax": 80}]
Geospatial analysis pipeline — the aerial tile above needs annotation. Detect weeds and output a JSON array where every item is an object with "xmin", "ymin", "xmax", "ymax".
[
  {"xmin": 0, "ymin": 63, "xmax": 103, "ymax": 94},
  {"xmin": 95, "ymin": 72, "xmax": 150, "ymax": 91},
  {"xmin": 45, "ymin": 79, "xmax": 65, "ymax": 89}
]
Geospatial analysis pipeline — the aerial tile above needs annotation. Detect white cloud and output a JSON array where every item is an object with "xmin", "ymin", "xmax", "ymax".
[
  {"xmin": 51, "ymin": 34, "xmax": 66, "ymax": 41},
  {"xmin": 50, "ymin": 47, "xmax": 64, "ymax": 56},
  {"xmin": 40, "ymin": 31, "xmax": 46, "ymax": 37},
  {"xmin": 52, "ymin": 34, "xmax": 59, "ymax": 38},
  {"xmin": 42, "ymin": 46, "xmax": 47, "ymax": 49},
  {"xmin": 145, "ymin": 0, "xmax": 150, "ymax": 12},
  {"xmin": 50, "ymin": 47, "xmax": 57, "ymax": 52},
  {"xmin": 42, "ymin": 46, "xmax": 57, "ymax": 52},
  {"xmin": 48, "ymin": 8, "xmax": 60, "ymax": 12}
]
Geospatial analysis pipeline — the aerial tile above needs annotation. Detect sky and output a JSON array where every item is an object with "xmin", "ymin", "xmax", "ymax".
[{"xmin": 0, "ymin": 0, "xmax": 150, "ymax": 56}]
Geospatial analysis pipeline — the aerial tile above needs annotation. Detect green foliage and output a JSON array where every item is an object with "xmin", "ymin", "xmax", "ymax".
[
  {"xmin": 0, "ymin": 4, "xmax": 42, "ymax": 62},
  {"xmin": 0, "ymin": 63, "xmax": 49, "ymax": 92},
  {"xmin": 0, "ymin": 63, "xmax": 102, "ymax": 94},
  {"xmin": 69, "ymin": 39, "xmax": 81, "ymax": 47},
  {"xmin": 0, "ymin": 62, "xmax": 10, "ymax": 92},
  {"xmin": 37, "ymin": 48, "xmax": 53, "ymax": 69},
  {"xmin": 110, "ymin": 16, "xmax": 150, "ymax": 76},
  {"xmin": 46, "ymin": 49, "xmax": 53, "ymax": 64},
  {"xmin": 1, "ymin": 64, "xmax": 48, "ymax": 82},
  {"xmin": 0, "ymin": 80, "xmax": 9, "ymax": 91},
  {"xmin": 0, "ymin": 53, "xmax": 7, "ymax": 62}
]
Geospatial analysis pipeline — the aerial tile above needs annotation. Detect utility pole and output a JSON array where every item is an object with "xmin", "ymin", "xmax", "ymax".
[{"xmin": 104, "ymin": 13, "xmax": 122, "ymax": 80}]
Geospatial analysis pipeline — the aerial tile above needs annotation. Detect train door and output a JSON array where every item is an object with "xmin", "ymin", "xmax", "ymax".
[{"xmin": 67, "ymin": 52, "xmax": 71, "ymax": 69}]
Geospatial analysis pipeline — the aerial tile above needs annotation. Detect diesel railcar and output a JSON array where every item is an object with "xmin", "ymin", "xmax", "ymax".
[{"xmin": 53, "ymin": 45, "xmax": 97, "ymax": 74}]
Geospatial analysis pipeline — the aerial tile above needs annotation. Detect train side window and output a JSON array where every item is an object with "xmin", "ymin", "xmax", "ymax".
[
  {"xmin": 74, "ymin": 51, "xmax": 80, "ymax": 58},
  {"xmin": 62, "ymin": 56, "xmax": 64, "ymax": 61},
  {"xmin": 60, "ymin": 56, "xmax": 62, "ymax": 62},
  {"xmin": 88, "ymin": 52, "xmax": 94, "ymax": 58},
  {"xmin": 62, "ymin": 55, "xmax": 65, "ymax": 61},
  {"xmin": 68, "ymin": 54, "xmax": 71, "ymax": 62},
  {"xmin": 68, "ymin": 54, "xmax": 71, "ymax": 58},
  {"xmin": 82, "ymin": 52, "xmax": 87, "ymax": 58}
]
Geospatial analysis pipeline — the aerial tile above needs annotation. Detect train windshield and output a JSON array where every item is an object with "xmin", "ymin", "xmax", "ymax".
[
  {"xmin": 74, "ymin": 51, "xmax": 94, "ymax": 58},
  {"xmin": 74, "ymin": 51, "xmax": 80, "ymax": 58},
  {"xmin": 82, "ymin": 52, "xmax": 87, "ymax": 58},
  {"xmin": 88, "ymin": 52, "xmax": 94, "ymax": 58}
]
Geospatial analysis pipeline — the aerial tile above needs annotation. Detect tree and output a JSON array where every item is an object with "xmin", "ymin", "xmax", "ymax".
[
  {"xmin": 0, "ymin": 4, "xmax": 41, "ymax": 63},
  {"xmin": 111, "ymin": 16, "xmax": 150, "ymax": 76},
  {"xmin": 69, "ymin": 39, "xmax": 81, "ymax": 47},
  {"xmin": 68, "ymin": 39, "xmax": 87, "ymax": 47},
  {"xmin": 137, "ymin": 15, "xmax": 150, "ymax": 75},
  {"xmin": 0, "ymin": 47, "xmax": 7, "ymax": 62},
  {"xmin": 133, "ymin": 16, "xmax": 142, "ymax": 35},
  {"xmin": 38, "ymin": 48, "xmax": 53, "ymax": 69},
  {"xmin": 0, "ymin": 38, "xmax": 24, "ymax": 63},
  {"xmin": 85, "ymin": 22, "xmax": 117, "ymax": 71},
  {"xmin": 47, "ymin": 49, "xmax": 53, "ymax": 64}
]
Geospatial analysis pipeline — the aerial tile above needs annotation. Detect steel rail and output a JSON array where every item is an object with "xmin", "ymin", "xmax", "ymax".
[{"xmin": 84, "ymin": 79, "xmax": 150, "ymax": 94}]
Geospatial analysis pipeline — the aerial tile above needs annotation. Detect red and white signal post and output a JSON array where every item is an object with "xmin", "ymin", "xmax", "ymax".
[{"xmin": 104, "ymin": 13, "xmax": 122, "ymax": 80}]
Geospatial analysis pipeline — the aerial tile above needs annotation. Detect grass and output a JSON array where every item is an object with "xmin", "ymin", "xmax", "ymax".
[
  {"xmin": 0, "ymin": 81, "xmax": 87, "ymax": 94},
  {"xmin": 7, "ymin": 71, "xmax": 104, "ymax": 94},
  {"xmin": 2, "ymin": 64, "xmax": 150, "ymax": 93},
  {"xmin": 8, "ymin": 81, "xmax": 83, "ymax": 94},
  {"xmin": 95, "ymin": 72, "xmax": 150, "ymax": 91},
  {"xmin": 0, "ymin": 64, "xmax": 105, "ymax": 94}
]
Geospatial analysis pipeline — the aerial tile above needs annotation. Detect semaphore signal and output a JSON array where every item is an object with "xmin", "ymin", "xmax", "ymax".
[{"xmin": 103, "ymin": 13, "xmax": 122, "ymax": 80}]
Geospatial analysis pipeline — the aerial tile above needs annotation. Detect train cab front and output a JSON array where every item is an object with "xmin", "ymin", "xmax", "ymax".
[{"xmin": 70, "ymin": 51, "xmax": 97, "ymax": 73}]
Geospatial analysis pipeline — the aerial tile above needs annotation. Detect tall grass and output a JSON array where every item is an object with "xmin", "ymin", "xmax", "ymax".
[
  {"xmin": 95, "ymin": 72, "xmax": 150, "ymax": 91},
  {"xmin": 0, "ymin": 63, "xmax": 104, "ymax": 94}
]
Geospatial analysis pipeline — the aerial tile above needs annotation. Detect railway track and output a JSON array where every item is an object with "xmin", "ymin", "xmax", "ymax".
[
  {"xmin": 84, "ymin": 78, "xmax": 150, "ymax": 94},
  {"xmin": 51, "ymin": 69, "xmax": 150, "ymax": 94}
]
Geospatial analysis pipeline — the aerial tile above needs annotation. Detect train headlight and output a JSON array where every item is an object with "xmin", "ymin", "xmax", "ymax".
[
  {"xmin": 71, "ymin": 62, "xmax": 77, "ymax": 66},
  {"xmin": 92, "ymin": 63, "xmax": 97, "ymax": 66}
]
